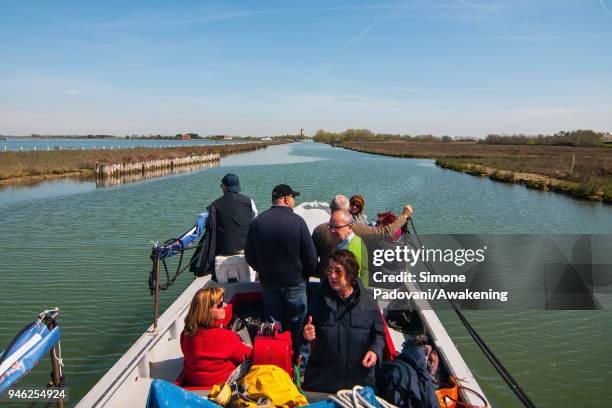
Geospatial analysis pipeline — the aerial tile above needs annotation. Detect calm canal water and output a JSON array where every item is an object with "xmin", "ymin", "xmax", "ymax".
[{"xmin": 1, "ymin": 142, "xmax": 610, "ymax": 407}]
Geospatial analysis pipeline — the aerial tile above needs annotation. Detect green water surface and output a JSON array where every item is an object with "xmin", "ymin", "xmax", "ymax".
[{"xmin": 1, "ymin": 142, "xmax": 611, "ymax": 407}]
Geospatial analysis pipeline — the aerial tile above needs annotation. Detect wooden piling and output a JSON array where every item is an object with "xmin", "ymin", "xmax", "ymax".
[{"xmin": 95, "ymin": 153, "xmax": 221, "ymax": 178}]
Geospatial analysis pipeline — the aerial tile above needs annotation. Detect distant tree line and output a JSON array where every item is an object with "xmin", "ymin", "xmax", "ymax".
[
  {"xmin": 271, "ymin": 134, "xmax": 309, "ymax": 141},
  {"xmin": 313, "ymin": 128, "xmax": 608, "ymax": 147},
  {"xmin": 5, "ymin": 133, "xmax": 310, "ymax": 141},
  {"xmin": 480, "ymin": 130, "xmax": 605, "ymax": 147},
  {"xmin": 127, "ymin": 135, "xmax": 175, "ymax": 139},
  {"xmin": 313, "ymin": 129, "xmax": 459, "ymax": 143},
  {"xmin": 174, "ymin": 133, "xmax": 202, "ymax": 139},
  {"xmin": 24, "ymin": 134, "xmax": 119, "ymax": 139},
  {"xmin": 206, "ymin": 134, "xmax": 309, "ymax": 141}
]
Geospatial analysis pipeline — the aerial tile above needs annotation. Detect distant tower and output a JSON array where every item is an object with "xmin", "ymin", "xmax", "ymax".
[{"xmin": 300, "ymin": 128, "xmax": 304, "ymax": 136}]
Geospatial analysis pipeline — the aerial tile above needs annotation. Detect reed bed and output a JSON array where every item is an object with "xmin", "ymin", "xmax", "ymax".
[
  {"xmin": 0, "ymin": 141, "xmax": 285, "ymax": 181},
  {"xmin": 339, "ymin": 141, "xmax": 612, "ymax": 202}
]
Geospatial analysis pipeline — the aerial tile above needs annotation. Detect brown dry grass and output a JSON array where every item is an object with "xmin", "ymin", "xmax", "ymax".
[
  {"xmin": 0, "ymin": 141, "xmax": 286, "ymax": 181},
  {"xmin": 340, "ymin": 141, "xmax": 612, "ymax": 201}
]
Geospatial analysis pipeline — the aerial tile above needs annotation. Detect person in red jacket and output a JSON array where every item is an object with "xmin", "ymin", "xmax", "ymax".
[{"xmin": 180, "ymin": 287, "xmax": 252, "ymax": 388}]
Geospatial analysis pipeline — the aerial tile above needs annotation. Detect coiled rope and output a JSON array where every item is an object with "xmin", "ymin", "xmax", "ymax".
[{"xmin": 329, "ymin": 386, "xmax": 397, "ymax": 408}]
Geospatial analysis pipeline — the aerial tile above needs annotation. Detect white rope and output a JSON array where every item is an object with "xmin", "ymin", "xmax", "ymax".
[
  {"xmin": 328, "ymin": 386, "xmax": 398, "ymax": 408},
  {"xmin": 353, "ymin": 386, "xmax": 397, "ymax": 408},
  {"xmin": 53, "ymin": 341, "xmax": 64, "ymax": 378},
  {"xmin": 329, "ymin": 391, "xmax": 353, "ymax": 408}
]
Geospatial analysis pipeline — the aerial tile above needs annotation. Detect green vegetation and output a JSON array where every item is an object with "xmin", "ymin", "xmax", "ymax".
[
  {"xmin": 26, "ymin": 134, "xmax": 119, "ymax": 139},
  {"xmin": 208, "ymin": 135, "xmax": 310, "ymax": 141},
  {"xmin": 481, "ymin": 130, "xmax": 605, "ymax": 147},
  {"xmin": 313, "ymin": 129, "xmax": 460, "ymax": 143},
  {"xmin": 313, "ymin": 128, "xmax": 607, "ymax": 147},
  {"xmin": 0, "ymin": 140, "xmax": 288, "ymax": 182}
]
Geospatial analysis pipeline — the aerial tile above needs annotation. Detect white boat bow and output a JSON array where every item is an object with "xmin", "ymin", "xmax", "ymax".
[{"xmin": 78, "ymin": 201, "xmax": 489, "ymax": 407}]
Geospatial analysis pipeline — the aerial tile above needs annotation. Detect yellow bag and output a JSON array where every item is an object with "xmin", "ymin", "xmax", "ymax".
[
  {"xmin": 210, "ymin": 382, "xmax": 233, "ymax": 406},
  {"xmin": 238, "ymin": 365, "xmax": 308, "ymax": 408}
]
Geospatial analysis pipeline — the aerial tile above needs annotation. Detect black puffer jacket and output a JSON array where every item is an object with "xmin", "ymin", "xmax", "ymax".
[{"xmin": 304, "ymin": 280, "xmax": 386, "ymax": 393}]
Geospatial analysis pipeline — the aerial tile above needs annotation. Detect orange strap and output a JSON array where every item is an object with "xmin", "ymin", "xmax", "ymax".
[
  {"xmin": 446, "ymin": 384, "xmax": 488, "ymax": 408},
  {"xmin": 437, "ymin": 377, "xmax": 488, "ymax": 408}
]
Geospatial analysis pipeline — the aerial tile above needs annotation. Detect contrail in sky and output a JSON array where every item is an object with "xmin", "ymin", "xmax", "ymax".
[
  {"xmin": 340, "ymin": 3, "xmax": 404, "ymax": 50},
  {"xmin": 601, "ymin": 0, "xmax": 612, "ymax": 17},
  {"xmin": 342, "ymin": 18, "xmax": 391, "ymax": 50}
]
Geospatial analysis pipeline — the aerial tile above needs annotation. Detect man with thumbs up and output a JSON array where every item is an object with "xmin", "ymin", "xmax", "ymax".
[{"xmin": 302, "ymin": 249, "xmax": 385, "ymax": 393}]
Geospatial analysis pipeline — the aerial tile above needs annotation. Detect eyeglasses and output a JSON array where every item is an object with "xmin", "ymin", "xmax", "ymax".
[
  {"xmin": 213, "ymin": 298, "xmax": 225, "ymax": 309},
  {"xmin": 324, "ymin": 266, "xmax": 346, "ymax": 277},
  {"xmin": 350, "ymin": 203, "xmax": 361, "ymax": 210},
  {"xmin": 328, "ymin": 223, "xmax": 352, "ymax": 232}
]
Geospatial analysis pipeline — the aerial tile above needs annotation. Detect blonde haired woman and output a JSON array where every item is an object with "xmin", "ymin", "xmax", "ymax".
[{"xmin": 180, "ymin": 287, "xmax": 252, "ymax": 387}]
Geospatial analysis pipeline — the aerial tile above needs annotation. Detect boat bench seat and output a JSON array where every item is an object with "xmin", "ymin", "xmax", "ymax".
[{"xmin": 149, "ymin": 357, "xmax": 184, "ymax": 382}]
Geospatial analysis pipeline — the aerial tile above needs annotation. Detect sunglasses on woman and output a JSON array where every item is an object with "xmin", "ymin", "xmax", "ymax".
[
  {"xmin": 213, "ymin": 298, "xmax": 225, "ymax": 309},
  {"xmin": 324, "ymin": 266, "xmax": 346, "ymax": 277}
]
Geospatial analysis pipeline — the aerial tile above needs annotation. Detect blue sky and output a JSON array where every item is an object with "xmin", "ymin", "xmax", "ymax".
[{"xmin": 1, "ymin": 0, "xmax": 611, "ymax": 137}]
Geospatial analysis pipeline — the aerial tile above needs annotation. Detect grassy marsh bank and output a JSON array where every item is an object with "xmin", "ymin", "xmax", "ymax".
[
  {"xmin": 337, "ymin": 141, "xmax": 612, "ymax": 202},
  {"xmin": 0, "ymin": 141, "xmax": 287, "ymax": 185}
]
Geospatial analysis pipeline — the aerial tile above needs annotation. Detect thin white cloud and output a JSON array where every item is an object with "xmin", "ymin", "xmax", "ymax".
[
  {"xmin": 91, "ymin": 5, "xmax": 400, "ymax": 31},
  {"xmin": 92, "ymin": 10, "xmax": 256, "ymax": 30},
  {"xmin": 455, "ymin": 33, "xmax": 612, "ymax": 41},
  {"xmin": 601, "ymin": 0, "xmax": 612, "ymax": 17},
  {"xmin": 64, "ymin": 89, "xmax": 80, "ymax": 95},
  {"xmin": 171, "ymin": 11, "xmax": 258, "ymax": 26},
  {"xmin": 454, "ymin": 0, "xmax": 524, "ymax": 12},
  {"xmin": 340, "ymin": 3, "xmax": 407, "ymax": 51},
  {"xmin": 342, "ymin": 18, "xmax": 390, "ymax": 50},
  {"xmin": 456, "ymin": 0, "xmax": 504, "ymax": 12},
  {"xmin": 392, "ymin": 85, "xmax": 456, "ymax": 97},
  {"xmin": 290, "ymin": 5, "xmax": 398, "ymax": 13}
]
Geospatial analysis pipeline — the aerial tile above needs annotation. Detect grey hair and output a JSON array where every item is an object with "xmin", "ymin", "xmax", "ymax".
[
  {"xmin": 330, "ymin": 195, "xmax": 349, "ymax": 211},
  {"xmin": 333, "ymin": 209, "xmax": 353, "ymax": 224}
]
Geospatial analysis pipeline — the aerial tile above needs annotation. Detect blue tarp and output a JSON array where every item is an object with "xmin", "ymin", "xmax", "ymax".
[
  {"xmin": 160, "ymin": 212, "xmax": 208, "ymax": 259},
  {"xmin": 145, "ymin": 380, "xmax": 382, "ymax": 408},
  {"xmin": 0, "ymin": 316, "xmax": 61, "ymax": 395},
  {"xmin": 146, "ymin": 379, "xmax": 221, "ymax": 408}
]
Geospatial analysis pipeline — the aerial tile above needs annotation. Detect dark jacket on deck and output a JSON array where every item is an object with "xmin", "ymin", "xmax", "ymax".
[
  {"xmin": 244, "ymin": 205, "xmax": 317, "ymax": 286},
  {"xmin": 303, "ymin": 280, "xmax": 386, "ymax": 393},
  {"xmin": 210, "ymin": 192, "xmax": 255, "ymax": 255},
  {"xmin": 190, "ymin": 205, "xmax": 217, "ymax": 277},
  {"xmin": 376, "ymin": 347, "xmax": 440, "ymax": 408}
]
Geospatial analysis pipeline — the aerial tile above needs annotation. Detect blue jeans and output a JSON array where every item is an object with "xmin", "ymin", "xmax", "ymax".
[{"xmin": 262, "ymin": 282, "xmax": 307, "ymax": 365}]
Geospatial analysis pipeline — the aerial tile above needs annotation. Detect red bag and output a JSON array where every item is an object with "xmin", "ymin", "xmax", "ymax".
[{"xmin": 252, "ymin": 323, "xmax": 294, "ymax": 377}]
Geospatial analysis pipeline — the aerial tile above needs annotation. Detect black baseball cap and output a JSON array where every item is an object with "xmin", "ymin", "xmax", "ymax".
[
  {"xmin": 272, "ymin": 184, "xmax": 301, "ymax": 198},
  {"xmin": 221, "ymin": 173, "xmax": 241, "ymax": 192}
]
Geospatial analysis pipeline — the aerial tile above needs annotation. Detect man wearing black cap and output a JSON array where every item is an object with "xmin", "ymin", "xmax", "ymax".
[
  {"xmin": 245, "ymin": 184, "xmax": 317, "ymax": 362},
  {"xmin": 210, "ymin": 173, "xmax": 258, "ymax": 256}
]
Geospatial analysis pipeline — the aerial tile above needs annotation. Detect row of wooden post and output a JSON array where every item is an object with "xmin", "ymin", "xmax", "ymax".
[{"xmin": 94, "ymin": 154, "xmax": 220, "ymax": 178}]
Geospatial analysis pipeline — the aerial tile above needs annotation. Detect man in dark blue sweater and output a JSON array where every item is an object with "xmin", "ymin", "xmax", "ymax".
[{"xmin": 245, "ymin": 184, "xmax": 317, "ymax": 362}]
